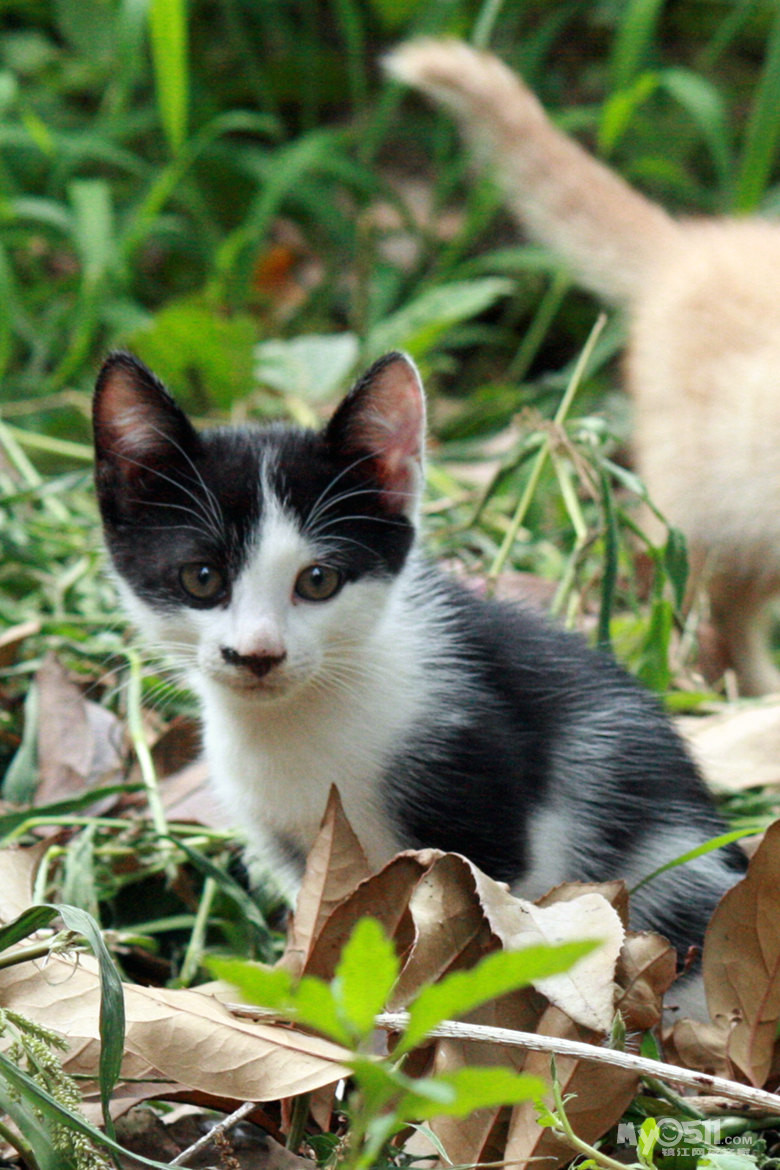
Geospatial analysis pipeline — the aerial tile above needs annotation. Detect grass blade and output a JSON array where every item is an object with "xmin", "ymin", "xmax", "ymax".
[
  {"xmin": 0, "ymin": 1048, "xmax": 175, "ymax": 1170},
  {"xmin": 53, "ymin": 904, "xmax": 126, "ymax": 1138},
  {"xmin": 147, "ymin": 0, "xmax": 189, "ymax": 155},
  {"xmin": 734, "ymin": 4, "xmax": 780, "ymax": 211},
  {"xmin": 608, "ymin": 0, "xmax": 665, "ymax": 92}
]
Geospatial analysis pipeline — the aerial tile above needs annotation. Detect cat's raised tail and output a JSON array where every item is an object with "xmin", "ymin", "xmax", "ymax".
[{"xmin": 386, "ymin": 38, "xmax": 680, "ymax": 305}]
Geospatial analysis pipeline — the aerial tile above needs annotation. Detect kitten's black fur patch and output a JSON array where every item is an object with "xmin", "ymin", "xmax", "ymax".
[{"xmin": 382, "ymin": 569, "xmax": 745, "ymax": 955}]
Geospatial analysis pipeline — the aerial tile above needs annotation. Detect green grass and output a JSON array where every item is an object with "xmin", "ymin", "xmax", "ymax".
[{"xmin": 2, "ymin": 0, "xmax": 780, "ymax": 1162}]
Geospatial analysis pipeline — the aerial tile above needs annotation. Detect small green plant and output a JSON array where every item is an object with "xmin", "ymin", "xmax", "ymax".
[
  {"xmin": 212, "ymin": 916, "xmax": 597, "ymax": 1169},
  {"xmin": 0, "ymin": 1008, "xmax": 111, "ymax": 1170},
  {"xmin": 538, "ymin": 1058, "xmax": 772, "ymax": 1170},
  {"xmin": 0, "ymin": 901, "xmax": 176, "ymax": 1170}
]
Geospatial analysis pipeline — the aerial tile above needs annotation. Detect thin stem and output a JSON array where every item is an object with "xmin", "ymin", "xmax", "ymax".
[
  {"xmin": 176, "ymin": 876, "xmax": 217, "ymax": 987},
  {"xmin": 367, "ymin": 1012, "xmax": 780, "ymax": 1115},
  {"xmin": 170, "ymin": 1100, "xmax": 257, "ymax": 1166},
  {"xmin": 0, "ymin": 936, "xmax": 77, "ymax": 971},
  {"xmin": 488, "ymin": 312, "xmax": 607, "ymax": 581},
  {"xmin": 550, "ymin": 1060, "xmax": 631, "ymax": 1170},
  {"xmin": 286, "ymin": 1091, "xmax": 312, "ymax": 1154},
  {"xmin": 126, "ymin": 649, "xmax": 174, "ymax": 872},
  {"xmin": 642, "ymin": 1076, "xmax": 706, "ymax": 1120},
  {"xmin": 509, "ymin": 269, "xmax": 570, "ymax": 381},
  {"xmin": 471, "ymin": 0, "xmax": 509, "ymax": 49},
  {"xmin": 0, "ymin": 1118, "xmax": 37, "ymax": 1168}
]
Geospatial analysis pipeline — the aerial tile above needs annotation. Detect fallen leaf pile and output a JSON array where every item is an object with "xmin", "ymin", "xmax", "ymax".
[{"xmin": 2, "ymin": 648, "xmax": 780, "ymax": 1165}]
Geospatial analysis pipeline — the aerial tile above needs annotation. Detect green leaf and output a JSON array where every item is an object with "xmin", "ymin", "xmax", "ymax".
[
  {"xmin": 608, "ymin": 0, "xmax": 665, "ymax": 92},
  {"xmin": 630, "ymin": 828, "xmax": 754, "ymax": 894},
  {"xmin": 397, "ymin": 941, "xmax": 595, "ymax": 1055},
  {"xmin": 148, "ymin": 0, "xmax": 189, "ymax": 155},
  {"xmin": 68, "ymin": 179, "xmax": 115, "ymax": 287},
  {"xmin": 397, "ymin": 1066, "xmax": 546, "ymax": 1121},
  {"xmin": 364, "ymin": 278, "xmax": 514, "ymax": 361},
  {"xmin": 56, "ymin": 904, "xmax": 125, "ymax": 1137},
  {"xmin": 663, "ymin": 525, "xmax": 689, "ymax": 611},
  {"xmin": 0, "ymin": 785, "xmax": 139, "ymax": 845},
  {"xmin": 255, "ymin": 333, "xmax": 359, "ymax": 403},
  {"xmin": 638, "ymin": 1117, "xmax": 659, "ymax": 1167},
  {"xmin": 168, "ymin": 834, "xmax": 274, "ymax": 951},
  {"xmin": 2, "ymin": 681, "xmax": 38, "ymax": 803},
  {"xmin": 735, "ymin": 4, "xmax": 780, "ymax": 211},
  {"xmin": 208, "ymin": 957, "xmax": 351, "ymax": 1046},
  {"xmin": 367, "ymin": 0, "xmax": 430, "ymax": 31},
  {"xmin": 598, "ymin": 72, "xmax": 658, "ymax": 155},
  {"xmin": 658, "ymin": 67, "xmax": 732, "ymax": 193},
  {"xmin": 208, "ymin": 956, "xmax": 294, "ymax": 1009},
  {"xmin": 0, "ymin": 904, "xmax": 59, "ymax": 954},
  {"xmin": 294, "ymin": 976, "xmax": 352, "ymax": 1046},
  {"xmin": 124, "ymin": 296, "xmax": 256, "ymax": 410},
  {"xmin": 333, "ymin": 917, "xmax": 400, "ymax": 1041},
  {"xmin": 0, "ymin": 903, "xmax": 125, "ymax": 1139}
]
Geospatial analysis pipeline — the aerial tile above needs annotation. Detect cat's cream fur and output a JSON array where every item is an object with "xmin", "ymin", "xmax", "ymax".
[{"xmin": 388, "ymin": 39, "xmax": 780, "ymax": 696}]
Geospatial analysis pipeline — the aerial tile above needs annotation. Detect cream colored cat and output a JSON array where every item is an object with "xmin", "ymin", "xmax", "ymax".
[{"xmin": 388, "ymin": 39, "xmax": 780, "ymax": 696}]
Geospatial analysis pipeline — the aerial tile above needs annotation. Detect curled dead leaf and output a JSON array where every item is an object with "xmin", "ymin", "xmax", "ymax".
[
  {"xmin": 703, "ymin": 818, "xmax": 780, "ymax": 1086},
  {"xmin": 36, "ymin": 653, "xmax": 123, "ymax": 803}
]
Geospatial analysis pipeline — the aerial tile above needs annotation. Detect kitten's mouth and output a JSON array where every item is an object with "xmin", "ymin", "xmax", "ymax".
[{"xmin": 212, "ymin": 667, "xmax": 298, "ymax": 702}]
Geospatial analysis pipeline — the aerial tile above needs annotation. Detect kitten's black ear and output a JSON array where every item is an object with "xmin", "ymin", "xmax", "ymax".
[
  {"xmin": 93, "ymin": 352, "xmax": 201, "ymax": 483},
  {"xmin": 325, "ymin": 351, "xmax": 426, "ymax": 517}
]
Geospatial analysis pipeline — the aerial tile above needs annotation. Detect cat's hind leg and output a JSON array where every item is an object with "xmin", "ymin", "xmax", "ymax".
[{"xmin": 706, "ymin": 572, "xmax": 780, "ymax": 697}]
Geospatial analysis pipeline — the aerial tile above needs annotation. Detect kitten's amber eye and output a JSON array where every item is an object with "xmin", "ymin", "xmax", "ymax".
[
  {"xmin": 294, "ymin": 564, "xmax": 342, "ymax": 602},
  {"xmin": 179, "ymin": 563, "xmax": 225, "ymax": 603}
]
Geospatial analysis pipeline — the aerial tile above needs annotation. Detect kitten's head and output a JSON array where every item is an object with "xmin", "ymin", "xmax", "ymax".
[{"xmin": 93, "ymin": 351, "xmax": 426, "ymax": 704}]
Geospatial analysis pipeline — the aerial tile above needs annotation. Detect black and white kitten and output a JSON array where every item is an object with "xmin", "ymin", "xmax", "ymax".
[{"xmin": 93, "ymin": 350, "xmax": 744, "ymax": 1004}]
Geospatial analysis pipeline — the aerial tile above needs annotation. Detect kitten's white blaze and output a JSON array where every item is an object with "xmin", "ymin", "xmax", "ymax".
[{"xmin": 224, "ymin": 501, "xmax": 306, "ymax": 662}]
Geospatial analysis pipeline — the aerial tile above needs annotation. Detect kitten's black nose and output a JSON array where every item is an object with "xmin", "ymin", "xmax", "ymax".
[{"xmin": 221, "ymin": 646, "xmax": 287, "ymax": 678}]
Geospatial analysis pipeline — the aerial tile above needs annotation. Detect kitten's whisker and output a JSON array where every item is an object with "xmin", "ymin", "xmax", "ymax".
[
  {"xmin": 303, "ymin": 452, "xmax": 380, "ymax": 530},
  {"xmin": 142, "ymin": 421, "xmax": 224, "ymax": 534},
  {"xmin": 110, "ymin": 449, "xmax": 222, "ymax": 542}
]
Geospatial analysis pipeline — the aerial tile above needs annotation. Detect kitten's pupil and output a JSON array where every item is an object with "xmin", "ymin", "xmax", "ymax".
[
  {"xmin": 294, "ymin": 564, "xmax": 341, "ymax": 602},
  {"xmin": 179, "ymin": 563, "xmax": 225, "ymax": 603}
]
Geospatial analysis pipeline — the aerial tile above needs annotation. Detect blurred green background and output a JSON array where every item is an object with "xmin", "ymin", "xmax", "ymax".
[{"xmin": 4, "ymin": 0, "xmax": 780, "ymax": 769}]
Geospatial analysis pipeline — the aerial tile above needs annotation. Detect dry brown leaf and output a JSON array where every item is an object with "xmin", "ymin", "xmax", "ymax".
[
  {"xmin": 35, "ymin": 653, "xmax": 123, "ymax": 803},
  {"xmin": 536, "ymin": 878, "xmax": 630, "ymax": 926},
  {"xmin": 149, "ymin": 716, "xmax": 201, "ymax": 780},
  {"xmin": 158, "ymin": 758, "xmax": 226, "ymax": 824},
  {"xmin": 280, "ymin": 786, "xmax": 372, "ymax": 977},
  {"xmin": 389, "ymin": 851, "xmax": 494, "ymax": 1009},
  {"xmin": 616, "ymin": 931, "xmax": 677, "ymax": 1030},
  {"xmin": 503, "ymin": 1005, "xmax": 638, "ymax": 1169},
  {"xmin": 0, "ymin": 842, "xmax": 349, "ymax": 1109},
  {"xmin": 0, "ymin": 619, "xmax": 40, "ymax": 669},
  {"xmin": 665, "ymin": 1018, "xmax": 731, "ymax": 1080},
  {"xmin": 412, "ymin": 1036, "xmax": 513, "ymax": 1166},
  {"xmin": 474, "ymin": 871, "xmax": 624, "ymax": 1031},
  {"xmin": 703, "ymin": 818, "xmax": 780, "ymax": 1085},
  {"xmin": 678, "ymin": 699, "xmax": 780, "ymax": 791},
  {"xmin": 0, "ymin": 943, "xmax": 350, "ymax": 1104},
  {"xmin": 298, "ymin": 852, "xmax": 425, "ymax": 981}
]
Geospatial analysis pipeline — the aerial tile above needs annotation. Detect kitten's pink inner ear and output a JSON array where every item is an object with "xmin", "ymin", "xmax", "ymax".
[
  {"xmin": 344, "ymin": 353, "xmax": 426, "ymax": 509},
  {"xmin": 95, "ymin": 362, "xmax": 160, "ymax": 457},
  {"xmin": 94, "ymin": 355, "xmax": 191, "ymax": 468}
]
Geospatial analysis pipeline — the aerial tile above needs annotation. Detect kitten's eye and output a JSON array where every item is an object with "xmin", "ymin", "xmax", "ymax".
[
  {"xmin": 294, "ymin": 564, "xmax": 342, "ymax": 602},
  {"xmin": 179, "ymin": 563, "xmax": 225, "ymax": 603}
]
